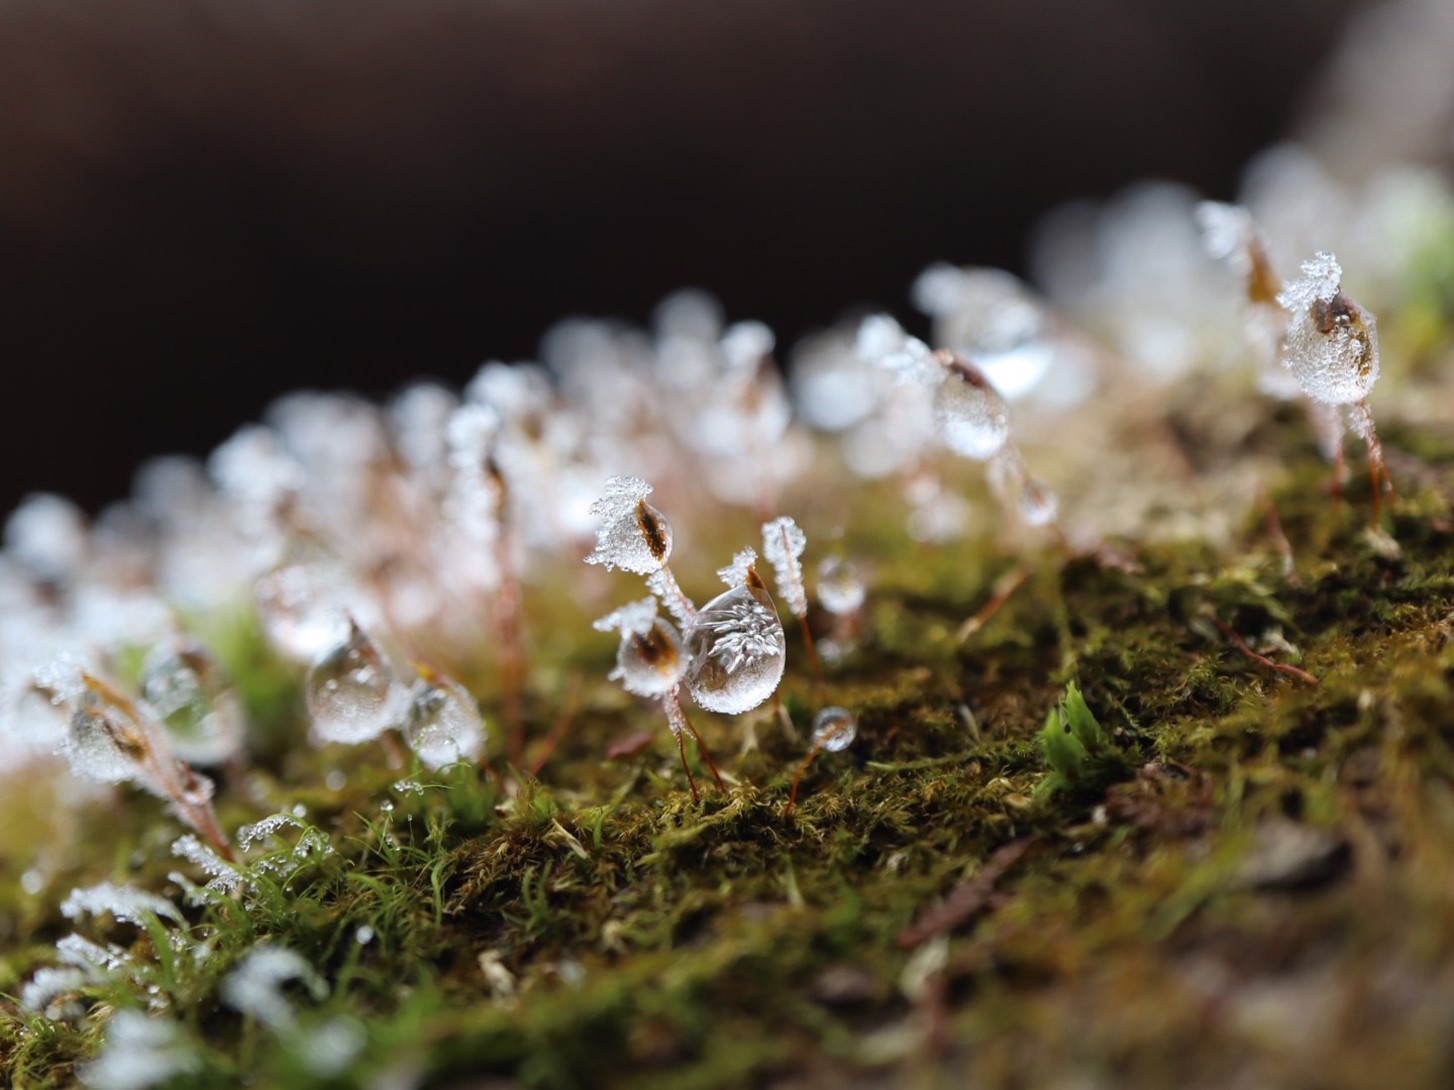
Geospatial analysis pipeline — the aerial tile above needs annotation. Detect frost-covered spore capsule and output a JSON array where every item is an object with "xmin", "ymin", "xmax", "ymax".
[
  {"xmin": 933, "ymin": 355, "xmax": 1011, "ymax": 461},
  {"xmin": 1277, "ymin": 252, "xmax": 1379, "ymax": 406},
  {"xmin": 306, "ymin": 620, "xmax": 409, "ymax": 745},
  {"xmin": 683, "ymin": 582, "xmax": 786, "ymax": 715},
  {"xmin": 594, "ymin": 598, "xmax": 687, "ymax": 698},
  {"xmin": 403, "ymin": 671, "xmax": 485, "ymax": 768}
]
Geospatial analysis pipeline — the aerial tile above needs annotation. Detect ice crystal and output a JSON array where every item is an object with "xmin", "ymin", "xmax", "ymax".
[
  {"xmin": 683, "ymin": 582, "xmax": 786, "ymax": 714},
  {"xmin": 221, "ymin": 945, "xmax": 327, "ymax": 1033},
  {"xmin": 810, "ymin": 707, "xmax": 858, "ymax": 753},
  {"xmin": 305, "ymin": 619, "xmax": 410, "ymax": 745},
  {"xmin": 761, "ymin": 517, "xmax": 808, "ymax": 619},
  {"xmin": 584, "ymin": 476, "xmax": 673, "ymax": 575},
  {"xmin": 236, "ymin": 813, "xmax": 334, "ymax": 864},
  {"xmin": 80, "ymin": 1012, "xmax": 199, "ymax": 1090},
  {"xmin": 716, "ymin": 547, "xmax": 759, "ymax": 589},
  {"xmin": 60, "ymin": 882, "xmax": 184, "ymax": 928},
  {"xmin": 403, "ymin": 670, "xmax": 485, "ymax": 768},
  {"xmin": 592, "ymin": 597, "xmax": 660, "ymax": 638},
  {"xmin": 1277, "ymin": 251, "xmax": 1380, "ymax": 405},
  {"xmin": 856, "ymin": 314, "xmax": 942, "ymax": 386},
  {"xmin": 56, "ymin": 933, "xmax": 128, "ymax": 974},
  {"xmin": 171, "ymin": 834, "xmax": 243, "ymax": 896},
  {"xmin": 20, "ymin": 967, "xmax": 91, "ymax": 1015}
]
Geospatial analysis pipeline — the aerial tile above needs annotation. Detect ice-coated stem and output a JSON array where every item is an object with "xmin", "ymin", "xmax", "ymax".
[{"xmin": 652, "ymin": 565, "xmax": 698, "ymax": 626}]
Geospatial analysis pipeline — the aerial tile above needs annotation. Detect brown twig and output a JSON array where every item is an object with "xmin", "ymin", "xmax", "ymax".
[
  {"xmin": 1257, "ymin": 487, "xmax": 1296, "ymax": 582},
  {"xmin": 1210, "ymin": 616, "xmax": 1318, "ymax": 685},
  {"xmin": 896, "ymin": 837, "xmax": 1036, "ymax": 948},
  {"xmin": 956, "ymin": 562, "xmax": 1033, "ymax": 643}
]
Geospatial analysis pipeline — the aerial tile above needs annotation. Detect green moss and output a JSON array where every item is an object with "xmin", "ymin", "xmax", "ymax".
[{"xmin": 5, "ymin": 407, "xmax": 1454, "ymax": 1089}]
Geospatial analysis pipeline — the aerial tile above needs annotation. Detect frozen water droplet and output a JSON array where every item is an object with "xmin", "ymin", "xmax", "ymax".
[
  {"xmin": 1277, "ymin": 251, "xmax": 1380, "ymax": 405},
  {"xmin": 306, "ymin": 621, "xmax": 408, "ymax": 745},
  {"xmin": 584, "ymin": 476, "xmax": 673, "ymax": 575},
  {"xmin": 933, "ymin": 358, "xmax": 1011, "ymax": 460},
  {"xmin": 815, "ymin": 556, "xmax": 865, "ymax": 616},
  {"xmin": 139, "ymin": 640, "xmax": 244, "ymax": 766},
  {"xmin": 811, "ymin": 707, "xmax": 857, "ymax": 753},
  {"xmin": 403, "ymin": 672, "xmax": 485, "ymax": 768},
  {"xmin": 20, "ymin": 868, "xmax": 44, "ymax": 895},
  {"xmin": 325, "ymin": 769, "xmax": 346, "ymax": 791},
  {"xmin": 355, "ymin": 925, "xmax": 375, "ymax": 944},
  {"xmin": 914, "ymin": 265, "xmax": 1055, "ymax": 400},
  {"xmin": 253, "ymin": 547, "xmax": 360, "ymax": 662},
  {"xmin": 1017, "ymin": 477, "xmax": 1060, "ymax": 527},
  {"xmin": 684, "ymin": 583, "xmax": 786, "ymax": 715}
]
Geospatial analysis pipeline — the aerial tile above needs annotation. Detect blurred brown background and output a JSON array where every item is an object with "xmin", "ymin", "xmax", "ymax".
[{"xmin": 0, "ymin": 0, "xmax": 1359, "ymax": 513}]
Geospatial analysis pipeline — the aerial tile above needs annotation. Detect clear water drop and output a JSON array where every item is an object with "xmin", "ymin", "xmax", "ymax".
[
  {"xmin": 403, "ymin": 671, "xmax": 485, "ymax": 768},
  {"xmin": 1017, "ymin": 477, "xmax": 1061, "ymax": 527},
  {"xmin": 815, "ymin": 556, "xmax": 865, "ymax": 616},
  {"xmin": 253, "ymin": 550, "xmax": 356, "ymax": 662},
  {"xmin": 305, "ymin": 621, "xmax": 409, "ymax": 745},
  {"xmin": 811, "ymin": 707, "xmax": 858, "ymax": 753},
  {"xmin": 933, "ymin": 358, "xmax": 1011, "ymax": 460},
  {"xmin": 683, "ymin": 583, "xmax": 786, "ymax": 715},
  {"xmin": 139, "ymin": 640, "xmax": 245, "ymax": 766}
]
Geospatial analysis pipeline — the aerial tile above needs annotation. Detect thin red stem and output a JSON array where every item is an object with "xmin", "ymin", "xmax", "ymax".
[
  {"xmin": 957, "ymin": 562, "xmax": 1032, "ymax": 643},
  {"xmin": 1210, "ymin": 617, "xmax": 1318, "ymax": 685},
  {"xmin": 784, "ymin": 745, "xmax": 822, "ymax": 818}
]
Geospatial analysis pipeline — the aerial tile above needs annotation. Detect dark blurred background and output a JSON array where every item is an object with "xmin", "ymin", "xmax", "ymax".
[{"xmin": 0, "ymin": 0, "xmax": 1361, "ymax": 513}]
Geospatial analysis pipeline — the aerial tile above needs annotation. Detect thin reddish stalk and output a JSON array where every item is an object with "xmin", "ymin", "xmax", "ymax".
[
  {"xmin": 783, "ymin": 745, "xmax": 822, "ymax": 818},
  {"xmin": 957, "ymin": 562, "xmax": 1032, "ymax": 643},
  {"xmin": 1210, "ymin": 617, "xmax": 1318, "ymax": 685}
]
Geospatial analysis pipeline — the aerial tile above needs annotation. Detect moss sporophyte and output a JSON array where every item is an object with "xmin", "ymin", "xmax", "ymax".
[{"xmin": 5, "ymin": 134, "xmax": 1454, "ymax": 1089}]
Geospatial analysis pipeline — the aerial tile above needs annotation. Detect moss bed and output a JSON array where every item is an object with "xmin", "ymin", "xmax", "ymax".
[{"xmin": 3, "ymin": 396, "xmax": 1454, "ymax": 1090}]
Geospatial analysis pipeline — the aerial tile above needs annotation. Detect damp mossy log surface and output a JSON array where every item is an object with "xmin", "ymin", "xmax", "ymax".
[{"xmin": 4, "ymin": 407, "xmax": 1454, "ymax": 1089}]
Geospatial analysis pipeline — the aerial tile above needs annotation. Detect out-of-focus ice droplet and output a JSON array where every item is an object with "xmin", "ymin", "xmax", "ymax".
[
  {"xmin": 305, "ymin": 621, "xmax": 408, "ymax": 745},
  {"xmin": 139, "ymin": 640, "xmax": 245, "ymax": 767},
  {"xmin": 815, "ymin": 556, "xmax": 865, "ymax": 616},
  {"xmin": 914, "ymin": 265, "xmax": 1055, "ymax": 400},
  {"xmin": 933, "ymin": 357, "xmax": 1011, "ymax": 461},
  {"xmin": 811, "ymin": 707, "xmax": 857, "ymax": 753},
  {"xmin": 403, "ymin": 670, "xmax": 485, "ymax": 768},
  {"xmin": 253, "ymin": 545, "xmax": 363, "ymax": 662}
]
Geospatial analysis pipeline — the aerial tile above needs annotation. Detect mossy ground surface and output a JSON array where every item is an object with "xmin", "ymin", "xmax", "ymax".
[{"xmin": 4, "ymin": 406, "xmax": 1454, "ymax": 1089}]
